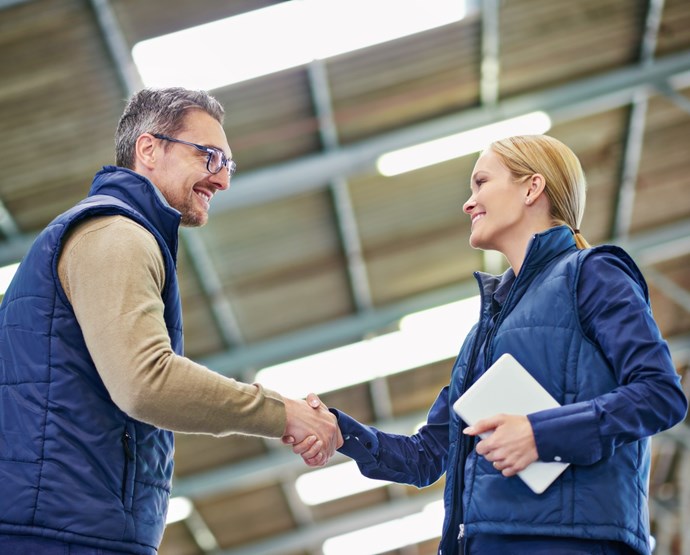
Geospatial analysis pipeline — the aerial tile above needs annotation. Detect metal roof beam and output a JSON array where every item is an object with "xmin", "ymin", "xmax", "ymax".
[
  {"xmin": 89, "ymin": 0, "xmax": 245, "ymax": 352},
  {"xmin": 657, "ymin": 82, "xmax": 690, "ymax": 114},
  {"xmin": 479, "ymin": 0, "xmax": 500, "ymax": 106},
  {"xmin": 197, "ymin": 219, "xmax": 690, "ymax": 377},
  {"xmin": 612, "ymin": 0, "xmax": 664, "ymax": 240},
  {"xmin": 208, "ymin": 49, "xmax": 690, "ymax": 213},
  {"xmin": 220, "ymin": 489, "xmax": 442, "ymax": 555},
  {"xmin": 0, "ymin": 0, "xmax": 31, "ymax": 9},
  {"xmin": 479, "ymin": 0, "xmax": 502, "ymax": 277},
  {"xmin": 3, "ymin": 51, "xmax": 690, "ymax": 266},
  {"xmin": 644, "ymin": 267, "xmax": 690, "ymax": 315},
  {"xmin": 88, "ymin": 0, "xmax": 143, "ymax": 94},
  {"xmin": 308, "ymin": 59, "xmax": 374, "ymax": 312},
  {"xmin": 180, "ymin": 229, "xmax": 245, "ymax": 347}
]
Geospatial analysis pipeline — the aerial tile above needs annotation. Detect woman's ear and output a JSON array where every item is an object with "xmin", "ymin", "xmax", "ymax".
[{"xmin": 525, "ymin": 173, "xmax": 546, "ymax": 205}]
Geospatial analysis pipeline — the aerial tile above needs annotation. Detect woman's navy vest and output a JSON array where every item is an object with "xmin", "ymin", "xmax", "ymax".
[
  {"xmin": 0, "ymin": 167, "xmax": 183, "ymax": 554},
  {"xmin": 440, "ymin": 227, "xmax": 651, "ymax": 555}
]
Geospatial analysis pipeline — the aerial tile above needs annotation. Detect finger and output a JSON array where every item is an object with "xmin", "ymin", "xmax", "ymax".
[
  {"xmin": 501, "ymin": 465, "xmax": 519, "ymax": 477},
  {"xmin": 305, "ymin": 451, "xmax": 327, "ymax": 467},
  {"xmin": 281, "ymin": 435, "xmax": 295, "ymax": 445},
  {"xmin": 475, "ymin": 437, "xmax": 497, "ymax": 456},
  {"xmin": 492, "ymin": 460, "xmax": 510, "ymax": 476},
  {"xmin": 291, "ymin": 436, "xmax": 319, "ymax": 456},
  {"xmin": 299, "ymin": 438, "xmax": 322, "ymax": 458},
  {"xmin": 492, "ymin": 459, "xmax": 506, "ymax": 470}
]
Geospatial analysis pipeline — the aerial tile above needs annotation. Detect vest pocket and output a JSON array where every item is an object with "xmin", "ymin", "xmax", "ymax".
[{"xmin": 121, "ymin": 425, "xmax": 136, "ymax": 510}]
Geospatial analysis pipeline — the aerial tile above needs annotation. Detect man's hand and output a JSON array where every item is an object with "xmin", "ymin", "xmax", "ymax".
[
  {"xmin": 283, "ymin": 393, "xmax": 343, "ymax": 466},
  {"xmin": 282, "ymin": 394, "xmax": 341, "ymax": 467},
  {"xmin": 463, "ymin": 414, "xmax": 538, "ymax": 476}
]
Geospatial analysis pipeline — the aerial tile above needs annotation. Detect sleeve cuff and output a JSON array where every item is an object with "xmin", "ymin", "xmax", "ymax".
[
  {"xmin": 330, "ymin": 408, "xmax": 379, "ymax": 462},
  {"xmin": 528, "ymin": 401, "xmax": 602, "ymax": 465}
]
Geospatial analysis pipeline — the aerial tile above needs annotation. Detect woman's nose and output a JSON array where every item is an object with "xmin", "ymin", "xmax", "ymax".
[{"xmin": 463, "ymin": 196, "xmax": 475, "ymax": 214}]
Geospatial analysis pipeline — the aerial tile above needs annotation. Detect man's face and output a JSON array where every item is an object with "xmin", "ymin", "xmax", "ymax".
[{"xmin": 151, "ymin": 110, "xmax": 232, "ymax": 227}]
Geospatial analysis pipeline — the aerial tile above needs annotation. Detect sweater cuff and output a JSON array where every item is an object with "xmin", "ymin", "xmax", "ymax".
[{"xmin": 251, "ymin": 384, "xmax": 287, "ymax": 438}]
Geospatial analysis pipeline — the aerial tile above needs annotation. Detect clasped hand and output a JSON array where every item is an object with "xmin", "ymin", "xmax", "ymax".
[
  {"xmin": 463, "ymin": 413, "xmax": 538, "ymax": 476},
  {"xmin": 282, "ymin": 393, "xmax": 343, "ymax": 467}
]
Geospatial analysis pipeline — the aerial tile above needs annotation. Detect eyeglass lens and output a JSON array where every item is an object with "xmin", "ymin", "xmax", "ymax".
[
  {"xmin": 208, "ymin": 150, "xmax": 222, "ymax": 173},
  {"xmin": 208, "ymin": 150, "xmax": 235, "ymax": 176}
]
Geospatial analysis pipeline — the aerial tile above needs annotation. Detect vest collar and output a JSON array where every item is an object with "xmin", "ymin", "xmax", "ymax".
[
  {"xmin": 474, "ymin": 225, "xmax": 577, "ymax": 309},
  {"xmin": 522, "ymin": 225, "xmax": 577, "ymax": 273},
  {"xmin": 88, "ymin": 166, "xmax": 181, "ymax": 257}
]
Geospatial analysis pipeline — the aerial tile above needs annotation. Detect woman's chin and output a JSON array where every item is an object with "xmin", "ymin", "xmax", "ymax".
[{"xmin": 469, "ymin": 232, "xmax": 484, "ymax": 250}]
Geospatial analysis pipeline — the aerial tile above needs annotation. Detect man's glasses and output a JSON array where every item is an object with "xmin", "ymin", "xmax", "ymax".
[{"xmin": 152, "ymin": 133, "xmax": 236, "ymax": 178}]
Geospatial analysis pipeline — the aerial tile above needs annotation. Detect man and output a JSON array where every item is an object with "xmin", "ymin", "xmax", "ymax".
[{"xmin": 0, "ymin": 87, "xmax": 339, "ymax": 554}]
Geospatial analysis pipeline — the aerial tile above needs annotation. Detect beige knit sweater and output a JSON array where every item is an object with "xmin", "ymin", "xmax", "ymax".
[{"xmin": 57, "ymin": 215, "xmax": 286, "ymax": 438}]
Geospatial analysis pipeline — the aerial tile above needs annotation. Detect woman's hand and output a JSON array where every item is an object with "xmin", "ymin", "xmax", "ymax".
[{"xmin": 463, "ymin": 414, "xmax": 539, "ymax": 476}]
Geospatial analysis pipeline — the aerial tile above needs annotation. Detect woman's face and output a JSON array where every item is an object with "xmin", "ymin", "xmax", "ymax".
[{"xmin": 463, "ymin": 148, "xmax": 530, "ymax": 252}]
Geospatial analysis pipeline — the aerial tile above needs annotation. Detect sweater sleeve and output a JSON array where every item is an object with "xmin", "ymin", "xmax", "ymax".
[{"xmin": 58, "ymin": 215, "xmax": 286, "ymax": 438}]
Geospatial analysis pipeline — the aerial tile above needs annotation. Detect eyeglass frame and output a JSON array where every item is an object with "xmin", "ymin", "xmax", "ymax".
[{"xmin": 151, "ymin": 133, "xmax": 236, "ymax": 177}]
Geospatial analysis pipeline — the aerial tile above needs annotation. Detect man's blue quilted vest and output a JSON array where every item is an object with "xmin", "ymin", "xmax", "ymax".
[{"xmin": 0, "ymin": 166, "xmax": 183, "ymax": 554}]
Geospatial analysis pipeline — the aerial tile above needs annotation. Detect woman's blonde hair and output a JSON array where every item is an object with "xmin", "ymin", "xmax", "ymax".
[{"xmin": 490, "ymin": 135, "xmax": 591, "ymax": 249}]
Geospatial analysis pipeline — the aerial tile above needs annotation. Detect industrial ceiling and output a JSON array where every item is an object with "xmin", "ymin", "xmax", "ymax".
[{"xmin": 1, "ymin": 1, "xmax": 689, "ymax": 554}]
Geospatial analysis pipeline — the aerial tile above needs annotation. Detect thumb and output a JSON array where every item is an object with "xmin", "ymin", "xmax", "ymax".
[
  {"xmin": 282, "ymin": 435, "xmax": 295, "ymax": 445},
  {"xmin": 463, "ymin": 416, "xmax": 499, "ymax": 436},
  {"xmin": 306, "ymin": 392, "xmax": 322, "ymax": 409}
]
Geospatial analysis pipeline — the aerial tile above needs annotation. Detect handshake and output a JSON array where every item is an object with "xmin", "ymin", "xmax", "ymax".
[{"xmin": 282, "ymin": 393, "xmax": 343, "ymax": 467}]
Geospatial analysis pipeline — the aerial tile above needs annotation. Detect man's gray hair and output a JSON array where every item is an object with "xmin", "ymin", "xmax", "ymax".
[{"xmin": 115, "ymin": 87, "xmax": 225, "ymax": 169}]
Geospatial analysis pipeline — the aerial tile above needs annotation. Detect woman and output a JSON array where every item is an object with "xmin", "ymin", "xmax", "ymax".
[{"xmin": 290, "ymin": 135, "xmax": 688, "ymax": 554}]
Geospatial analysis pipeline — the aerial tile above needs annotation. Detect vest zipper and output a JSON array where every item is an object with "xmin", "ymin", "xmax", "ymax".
[
  {"xmin": 121, "ymin": 430, "xmax": 134, "ymax": 502},
  {"xmin": 484, "ymin": 236, "xmax": 540, "ymax": 365},
  {"xmin": 441, "ymin": 273, "xmax": 490, "ymax": 555}
]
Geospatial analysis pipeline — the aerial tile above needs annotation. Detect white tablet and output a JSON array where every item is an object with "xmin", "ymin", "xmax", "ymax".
[{"xmin": 452, "ymin": 353, "xmax": 569, "ymax": 494}]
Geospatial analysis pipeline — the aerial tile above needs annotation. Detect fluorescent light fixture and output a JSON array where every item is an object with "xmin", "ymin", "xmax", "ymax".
[
  {"xmin": 377, "ymin": 111, "xmax": 552, "ymax": 176},
  {"xmin": 0, "ymin": 263, "xmax": 19, "ymax": 295},
  {"xmin": 254, "ymin": 296, "xmax": 479, "ymax": 399},
  {"xmin": 166, "ymin": 496, "xmax": 193, "ymax": 524},
  {"xmin": 322, "ymin": 499, "xmax": 444, "ymax": 555},
  {"xmin": 133, "ymin": 0, "xmax": 471, "ymax": 90},
  {"xmin": 296, "ymin": 460, "xmax": 387, "ymax": 505}
]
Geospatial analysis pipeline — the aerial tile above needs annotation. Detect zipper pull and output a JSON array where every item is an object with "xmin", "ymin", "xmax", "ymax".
[
  {"xmin": 122, "ymin": 431, "xmax": 135, "ymax": 461},
  {"xmin": 457, "ymin": 523, "xmax": 465, "ymax": 539}
]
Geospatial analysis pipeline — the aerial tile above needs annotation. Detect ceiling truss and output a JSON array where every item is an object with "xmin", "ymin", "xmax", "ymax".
[{"xmin": 4, "ymin": 1, "xmax": 688, "ymax": 553}]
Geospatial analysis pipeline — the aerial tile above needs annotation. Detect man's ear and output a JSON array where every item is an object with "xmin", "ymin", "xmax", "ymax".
[
  {"xmin": 134, "ymin": 133, "xmax": 157, "ymax": 172},
  {"xmin": 525, "ymin": 173, "xmax": 546, "ymax": 205}
]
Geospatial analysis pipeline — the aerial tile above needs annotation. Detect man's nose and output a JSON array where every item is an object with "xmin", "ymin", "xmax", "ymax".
[{"xmin": 209, "ymin": 168, "xmax": 230, "ymax": 191}]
